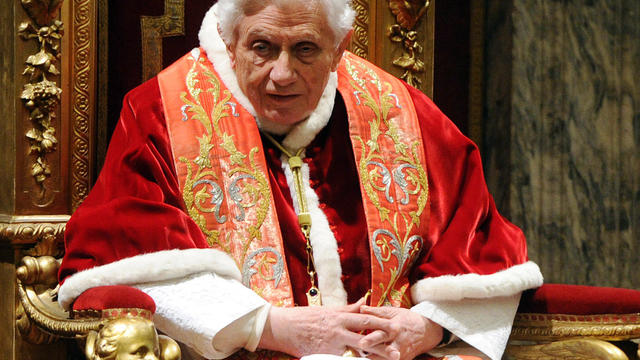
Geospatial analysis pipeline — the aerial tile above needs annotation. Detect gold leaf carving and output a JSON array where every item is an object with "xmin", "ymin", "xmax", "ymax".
[
  {"xmin": 17, "ymin": 277, "xmax": 106, "ymax": 339},
  {"xmin": 70, "ymin": 0, "xmax": 94, "ymax": 210},
  {"xmin": 387, "ymin": 0, "xmax": 430, "ymax": 88},
  {"xmin": 511, "ymin": 313, "xmax": 640, "ymax": 341},
  {"xmin": 16, "ymin": 256, "xmax": 60, "ymax": 287},
  {"xmin": 388, "ymin": 0, "xmax": 429, "ymax": 30},
  {"xmin": 350, "ymin": 0, "xmax": 369, "ymax": 59},
  {"xmin": 506, "ymin": 339, "xmax": 629, "ymax": 360},
  {"xmin": 18, "ymin": 14, "xmax": 63, "ymax": 196},
  {"xmin": 16, "ymin": 302, "xmax": 59, "ymax": 345},
  {"xmin": 21, "ymin": 0, "xmax": 64, "ymax": 26},
  {"xmin": 0, "ymin": 221, "xmax": 66, "ymax": 256}
]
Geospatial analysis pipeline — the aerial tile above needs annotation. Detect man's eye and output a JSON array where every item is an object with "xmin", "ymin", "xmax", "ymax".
[
  {"xmin": 296, "ymin": 43, "xmax": 318, "ymax": 56},
  {"xmin": 252, "ymin": 42, "xmax": 271, "ymax": 56}
]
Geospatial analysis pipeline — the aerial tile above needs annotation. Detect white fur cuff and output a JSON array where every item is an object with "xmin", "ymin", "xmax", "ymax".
[
  {"xmin": 411, "ymin": 261, "xmax": 543, "ymax": 303},
  {"xmin": 58, "ymin": 248, "xmax": 241, "ymax": 310}
]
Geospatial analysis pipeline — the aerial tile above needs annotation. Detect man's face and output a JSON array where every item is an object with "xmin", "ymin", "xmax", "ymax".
[{"xmin": 227, "ymin": 3, "xmax": 349, "ymax": 125}]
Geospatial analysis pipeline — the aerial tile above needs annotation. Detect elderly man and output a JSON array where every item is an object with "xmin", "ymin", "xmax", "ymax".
[{"xmin": 58, "ymin": 0, "xmax": 543, "ymax": 359}]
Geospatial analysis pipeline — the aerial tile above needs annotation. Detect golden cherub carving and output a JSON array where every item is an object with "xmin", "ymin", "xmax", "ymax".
[{"xmin": 85, "ymin": 318, "xmax": 180, "ymax": 360}]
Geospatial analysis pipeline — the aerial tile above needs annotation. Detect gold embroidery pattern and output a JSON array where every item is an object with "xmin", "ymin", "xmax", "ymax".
[
  {"xmin": 178, "ymin": 52, "xmax": 272, "ymax": 272},
  {"xmin": 343, "ymin": 54, "xmax": 428, "ymax": 306}
]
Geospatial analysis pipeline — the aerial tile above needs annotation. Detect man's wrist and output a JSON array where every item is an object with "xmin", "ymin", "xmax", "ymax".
[
  {"xmin": 438, "ymin": 328, "xmax": 452, "ymax": 347},
  {"xmin": 419, "ymin": 316, "xmax": 445, "ymax": 355},
  {"xmin": 257, "ymin": 306, "xmax": 294, "ymax": 355},
  {"xmin": 257, "ymin": 306, "xmax": 277, "ymax": 351},
  {"xmin": 245, "ymin": 304, "xmax": 271, "ymax": 351}
]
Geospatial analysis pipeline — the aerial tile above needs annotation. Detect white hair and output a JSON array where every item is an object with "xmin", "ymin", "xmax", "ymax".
[{"xmin": 215, "ymin": 0, "xmax": 355, "ymax": 47}]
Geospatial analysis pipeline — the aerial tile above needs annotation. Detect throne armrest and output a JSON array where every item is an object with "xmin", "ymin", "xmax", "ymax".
[
  {"xmin": 16, "ymin": 255, "xmax": 181, "ymax": 360},
  {"xmin": 506, "ymin": 284, "xmax": 640, "ymax": 360}
]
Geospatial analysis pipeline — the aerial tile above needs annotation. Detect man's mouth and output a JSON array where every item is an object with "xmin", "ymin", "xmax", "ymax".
[{"xmin": 267, "ymin": 93, "xmax": 300, "ymax": 101}]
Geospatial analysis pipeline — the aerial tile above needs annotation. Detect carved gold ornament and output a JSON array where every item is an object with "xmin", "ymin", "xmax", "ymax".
[
  {"xmin": 21, "ymin": 0, "xmax": 64, "ymax": 26},
  {"xmin": 16, "ymin": 254, "xmax": 181, "ymax": 359},
  {"xmin": 70, "ymin": 0, "xmax": 95, "ymax": 211},
  {"xmin": 16, "ymin": 255, "xmax": 105, "ymax": 341},
  {"xmin": 85, "ymin": 318, "xmax": 181, "ymax": 360},
  {"xmin": 511, "ymin": 313, "xmax": 640, "ymax": 341},
  {"xmin": 140, "ymin": 0, "xmax": 185, "ymax": 81},
  {"xmin": 387, "ymin": 0, "xmax": 430, "ymax": 88},
  {"xmin": 19, "ymin": 0, "xmax": 64, "ymax": 194},
  {"xmin": 508, "ymin": 312, "xmax": 640, "ymax": 360},
  {"xmin": 506, "ymin": 339, "xmax": 630, "ymax": 360},
  {"xmin": 0, "ymin": 219, "xmax": 66, "ymax": 253},
  {"xmin": 350, "ymin": 0, "xmax": 370, "ymax": 59}
]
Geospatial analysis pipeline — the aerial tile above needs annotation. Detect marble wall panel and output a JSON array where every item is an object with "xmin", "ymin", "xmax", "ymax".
[{"xmin": 485, "ymin": 0, "xmax": 639, "ymax": 288}]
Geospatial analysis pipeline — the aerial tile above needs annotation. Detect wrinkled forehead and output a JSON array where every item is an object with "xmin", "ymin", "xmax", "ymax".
[
  {"xmin": 241, "ymin": 0, "xmax": 324, "ymax": 17},
  {"xmin": 234, "ymin": 1, "xmax": 334, "ymax": 43},
  {"xmin": 241, "ymin": 7, "xmax": 329, "ymax": 34}
]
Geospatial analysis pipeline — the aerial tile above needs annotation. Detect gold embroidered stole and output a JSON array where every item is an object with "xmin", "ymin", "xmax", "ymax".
[
  {"xmin": 337, "ymin": 52, "xmax": 430, "ymax": 307},
  {"xmin": 158, "ymin": 49, "xmax": 429, "ymax": 309},
  {"xmin": 158, "ymin": 49, "xmax": 294, "ymax": 307}
]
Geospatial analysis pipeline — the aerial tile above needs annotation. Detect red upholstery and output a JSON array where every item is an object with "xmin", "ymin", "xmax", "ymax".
[
  {"xmin": 519, "ymin": 284, "xmax": 640, "ymax": 315},
  {"xmin": 72, "ymin": 285, "xmax": 156, "ymax": 313}
]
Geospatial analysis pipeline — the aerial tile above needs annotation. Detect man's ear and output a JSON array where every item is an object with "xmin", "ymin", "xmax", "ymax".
[
  {"xmin": 331, "ymin": 29, "xmax": 353, "ymax": 72},
  {"xmin": 219, "ymin": 24, "xmax": 236, "ymax": 69}
]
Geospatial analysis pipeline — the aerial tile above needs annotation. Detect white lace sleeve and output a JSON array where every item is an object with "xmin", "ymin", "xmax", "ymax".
[
  {"xmin": 135, "ymin": 272, "xmax": 270, "ymax": 359},
  {"xmin": 411, "ymin": 293, "xmax": 521, "ymax": 360}
]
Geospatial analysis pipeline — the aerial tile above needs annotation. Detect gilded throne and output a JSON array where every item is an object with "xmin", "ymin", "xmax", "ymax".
[{"xmin": 1, "ymin": 1, "xmax": 640, "ymax": 359}]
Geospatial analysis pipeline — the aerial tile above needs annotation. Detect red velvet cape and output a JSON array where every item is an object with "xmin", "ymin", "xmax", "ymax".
[{"xmin": 59, "ymin": 75, "xmax": 529, "ymax": 306}]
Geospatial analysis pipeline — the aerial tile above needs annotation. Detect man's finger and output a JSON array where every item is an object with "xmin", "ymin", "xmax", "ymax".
[
  {"xmin": 335, "ymin": 330, "xmax": 367, "ymax": 355},
  {"xmin": 341, "ymin": 313, "xmax": 392, "ymax": 332},
  {"xmin": 364, "ymin": 343, "xmax": 401, "ymax": 360},
  {"xmin": 363, "ymin": 352, "xmax": 387, "ymax": 360},
  {"xmin": 386, "ymin": 344, "xmax": 401, "ymax": 360},
  {"xmin": 359, "ymin": 329, "xmax": 391, "ymax": 348},
  {"xmin": 340, "ymin": 296, "xmax": 368, "ymax": 313},
  {"xmin": 359, "ymin": 305, "xmax": 398, "ymax": 319},
  {"xmin": 359, "ymin": 342, "xmax": 397, "ymax": 360}
]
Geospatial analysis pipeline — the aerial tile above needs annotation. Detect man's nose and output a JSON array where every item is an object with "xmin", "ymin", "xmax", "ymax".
[{"xmin": 270, "ymin": 52, "xmax": 296, "ymax": 86}]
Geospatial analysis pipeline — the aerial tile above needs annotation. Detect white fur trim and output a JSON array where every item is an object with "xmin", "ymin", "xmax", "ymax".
[
  {"xmin": 282, "ymin": 72, "xmax": 337, "ymax": 151},
  {"xmin": 411, "ymin": 261, "xmax": 543, "ymax": 303},
  {"xmin": 198, "ymin": 3, "xmax": 337, "ymax": 148},
  {"xmin": 58, "ymin": 248, "xmax": 241, "ymax": 310},
  {"xmin": 282, "ymin": 155, "xmax": 348, "ymax": 306}
]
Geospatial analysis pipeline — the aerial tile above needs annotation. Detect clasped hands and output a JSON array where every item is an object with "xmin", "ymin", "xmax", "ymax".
[{"xmin": 258, "ymin": 298, "xmax": 443, "ymax": 360}]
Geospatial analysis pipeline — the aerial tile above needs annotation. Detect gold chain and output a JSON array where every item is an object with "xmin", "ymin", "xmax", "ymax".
[
  {"xmin": 262, "ymin": 132, "xmax": 322, "ymax": 306},
  {"xmin": 263, "ymin": 132, "xmax": 371, "ymax": 357}
]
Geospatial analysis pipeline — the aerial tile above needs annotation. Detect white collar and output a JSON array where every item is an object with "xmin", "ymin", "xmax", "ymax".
[{"xmin": 198, "ymin": 4, "xmax": 338, "ymax": 152}]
